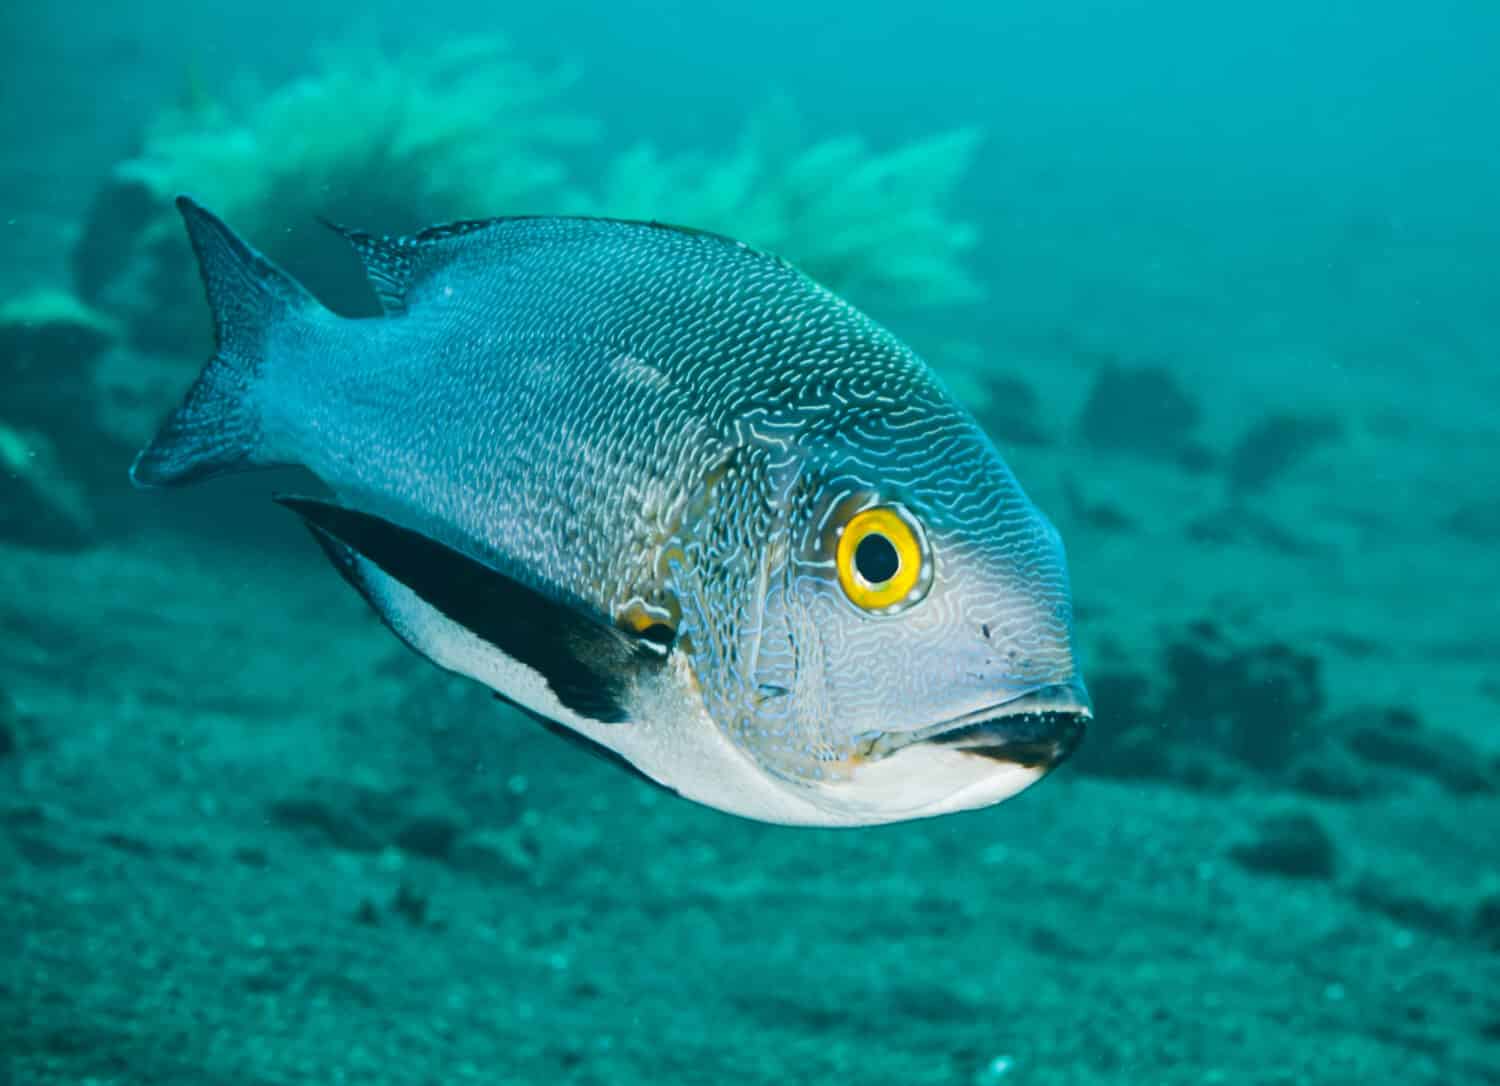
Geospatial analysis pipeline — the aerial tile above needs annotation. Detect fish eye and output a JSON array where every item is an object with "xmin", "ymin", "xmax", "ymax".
[
  {"xmin": 835, "ymin": 505, "xmax": 931, "ymax": 613},
  {"xmin": 855, "ymin": 533, "xmax": 900, "ymax": 584}
]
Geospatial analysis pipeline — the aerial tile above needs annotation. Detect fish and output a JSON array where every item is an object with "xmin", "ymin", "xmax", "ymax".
[{"xmin": 132, "ymin": 195, "xmax": 1089, "ymax": 827}]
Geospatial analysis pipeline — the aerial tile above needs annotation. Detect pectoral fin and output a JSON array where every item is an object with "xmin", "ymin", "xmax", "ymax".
[{"xmin": 276, "ymin": 496, "xmax": 664, "ymax": 724}]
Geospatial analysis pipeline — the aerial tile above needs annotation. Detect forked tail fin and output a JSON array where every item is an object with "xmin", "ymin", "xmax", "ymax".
[{"xmin": 130, "ymin": 196, "xmax": 322, "ymax": 487}]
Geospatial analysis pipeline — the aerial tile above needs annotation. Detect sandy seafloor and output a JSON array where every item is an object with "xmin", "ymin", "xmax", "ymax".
[
  {"xmin": 4, "ymin": 329, "xmax": 1500, "ymax": 1084},
  {"xmin": 5, "ymin": 5, "xmax": 1500, "ymax": 1083}
]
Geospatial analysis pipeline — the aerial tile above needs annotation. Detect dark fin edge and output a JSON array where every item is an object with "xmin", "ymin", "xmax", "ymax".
[{"xmin": 276, "ymin": 496, "xmax": 665, "ymax": 724}]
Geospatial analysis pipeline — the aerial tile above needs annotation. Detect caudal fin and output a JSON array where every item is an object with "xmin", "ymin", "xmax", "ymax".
[{"xmin": 130, "ymin": 196, "xmax": 321, "ymax": 488}]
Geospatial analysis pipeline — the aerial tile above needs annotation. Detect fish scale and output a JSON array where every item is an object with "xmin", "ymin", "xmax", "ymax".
[{"xmin": 298, "ymin": 220, "xmax": 929, "ymax": 617}]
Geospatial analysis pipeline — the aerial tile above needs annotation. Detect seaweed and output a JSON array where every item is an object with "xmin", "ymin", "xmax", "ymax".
[
  {"xmin": 74, "ymin": 38, "xmax": 599, "ymax": 347},
  {"xmin": 73, "ymin": 48, "xmax": 984, "ymax": 358},
  {"xmin": 75, "ymin": 55, "xmax": 985, "ymax": 372},
  {"xmin": 1225, "ymin": 412, "xmax": 1341, "ymax": 496},
  {"xmin": 578, "ymin": 98, "xmax": 984, "ymax": 316},
  {"xmin": 1076, "ymin": 362, "xmax": 1212, "ymax": 469}
]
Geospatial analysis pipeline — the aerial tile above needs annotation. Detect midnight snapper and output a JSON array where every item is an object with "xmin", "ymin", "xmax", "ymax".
[{"xmin": 133, "ymin": 196, "xmax": 1090, "ymax": 827}]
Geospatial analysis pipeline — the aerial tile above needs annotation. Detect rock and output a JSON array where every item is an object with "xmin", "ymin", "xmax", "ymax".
[
  {"xmin": 1288, "ymin": 748, "xmax": 1382, "ymax": 801},
  {"xmin": 0, "ymin": 289, "xmax": 120, "ymax": 451},
  {"xmin": 0, "ymin": 286, "xmax": 138, "ymax": 510},
  {"xmin": 1087, "ymin": 670, "xmax": 1154, "ymax": 724},
  {"xmin": 1077, "ymin": 363, "xmax": 1209, "ymax": 469},
  {"xmin": 1225, "ymin": 413, "xmax": 1340, "ymax": 497},
  {"xmin": 1443, "ymin": 500, "xmax": 1500, "ymax": 544},
  {"xmin": 975, "ymin": 373, "xmax": 1051, "ymax": 447},
  {"xmin": 99, "ymin": 830, "xmax": 155, "ymax": 856},
  {"xmin": 392, "ymin": 881, "xmax": 430, "ymax": 926},
  {"xmin": 269, "ymin": 777, "xmax": 483, "ymax": 859},
  {"xmin": 70, "ymin": 163, "xmax": 209, "ymax": 355},
  {"xmin": 450, "ymin": 827, "xmax": 538, "ymax": 883},
  {"xmin": 0, "ymin": 288, "xmax": 118, "ymax": 375},
  {"xmin": 71, "ymin": 164, "xmax": 162, "ymax": 305},
  {"xmin": 15, "ymin": 834, "xmax": 85, "ymax": 868},
  {"xmin": 1350, "ymin": 876, "xmax": 1461, "ymax": 937},
  {"xmin": 233, "ymin": 846, "xmax": 269, "ymax": 868},
  {"xmin": 0, "ymin": 689, "xmax": 16, "ymax": 759},
  {"xmin": 1185, "ymin": 506, "xmax": 1324, "ymax": 557},
  {"xmin": 1162, "ymin": 625, "xmax": 1324, "ymax": 774},
  {"xmin": 1170, "ymin": 752, "xmax": 1245, "ymax": 792},
  {"xmin": 1228, "ymin": 811, "xmax": 1338, "ymax": 881},
  {"xmin": 0, "ymin": 423, "xmax": 95, "ymax": 548},
  {"xmin": 1072, "ymin": 624, "xmax": 1339, "ymax": 790},
  {"xmin": 267, "ymin": 795, "xmax": 384, "ymax": 853},
  {"xmin": 1063, "ymin": 478, "xmax": 1135, "ymax": 534},
  {"xmin": 1473, "ymin": 888, "xmax": 1500, "ymax": 951},
  {"xmin": 1340, "ymin": 706, "xmax": 1493, "ymax": 795},
  {"xmin": 1319, "ymin": 631, "xmax": 1382, "ymax": 659},
  {"xmin": 1069, "ymin": 671, "xmax": 1162, "ymax": 778},
  {"xmin": 2, "ymin": 802, "xmax": 51, "ymax": 828},
  {"xmin": 394, "ymin": 811, "xmax": 465, "ymax": 860}
]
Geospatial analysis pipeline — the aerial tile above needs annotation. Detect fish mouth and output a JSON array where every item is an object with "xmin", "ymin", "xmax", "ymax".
[{"xmin": 853, "ymin": 682, "xmax": 1090, "ymax": 770}]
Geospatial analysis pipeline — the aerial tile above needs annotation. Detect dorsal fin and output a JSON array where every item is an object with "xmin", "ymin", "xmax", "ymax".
[
  {"xmin": 321, "ymin": 221, "xmax": 424, "ymax": 316},
  {"xmin": 322, "ymin": 214, "xmax": 791, "ymax": 318}
]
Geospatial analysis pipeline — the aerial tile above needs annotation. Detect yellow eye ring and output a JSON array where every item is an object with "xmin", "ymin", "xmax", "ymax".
[{"xmin": 835, "ymin": 505, "xmax": 931, "ymax": 613}]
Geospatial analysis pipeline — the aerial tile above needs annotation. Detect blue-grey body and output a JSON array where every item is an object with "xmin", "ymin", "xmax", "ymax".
[{"xmin": 134, "ymin": 197, "xmax": 1089, "ymax": 826}]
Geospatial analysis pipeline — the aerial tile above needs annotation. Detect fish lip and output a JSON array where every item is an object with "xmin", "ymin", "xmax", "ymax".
[
  {"xmin": 926, "ymin": 708, "xmax": 1089, "ymax": 769},
  {"xmin": 855, "ymin": 682, "xmax": 1091, "ymax": 769}
]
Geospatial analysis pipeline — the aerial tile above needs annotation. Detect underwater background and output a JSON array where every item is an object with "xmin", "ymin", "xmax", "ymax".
[{"xmin": 4, "ymin": 1, "xmax": 1499, "ymax": 1082}]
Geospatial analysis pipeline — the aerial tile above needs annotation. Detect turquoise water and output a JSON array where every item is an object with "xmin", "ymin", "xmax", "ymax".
[{"xmin": 4, "ymin": 2, "xmax": 1499, "ymax": 1082}]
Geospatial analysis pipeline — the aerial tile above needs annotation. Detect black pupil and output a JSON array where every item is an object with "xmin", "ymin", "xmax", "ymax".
[{"xmin": 854, "ymin": 533, "xmax": 901, "ymax": 585}]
